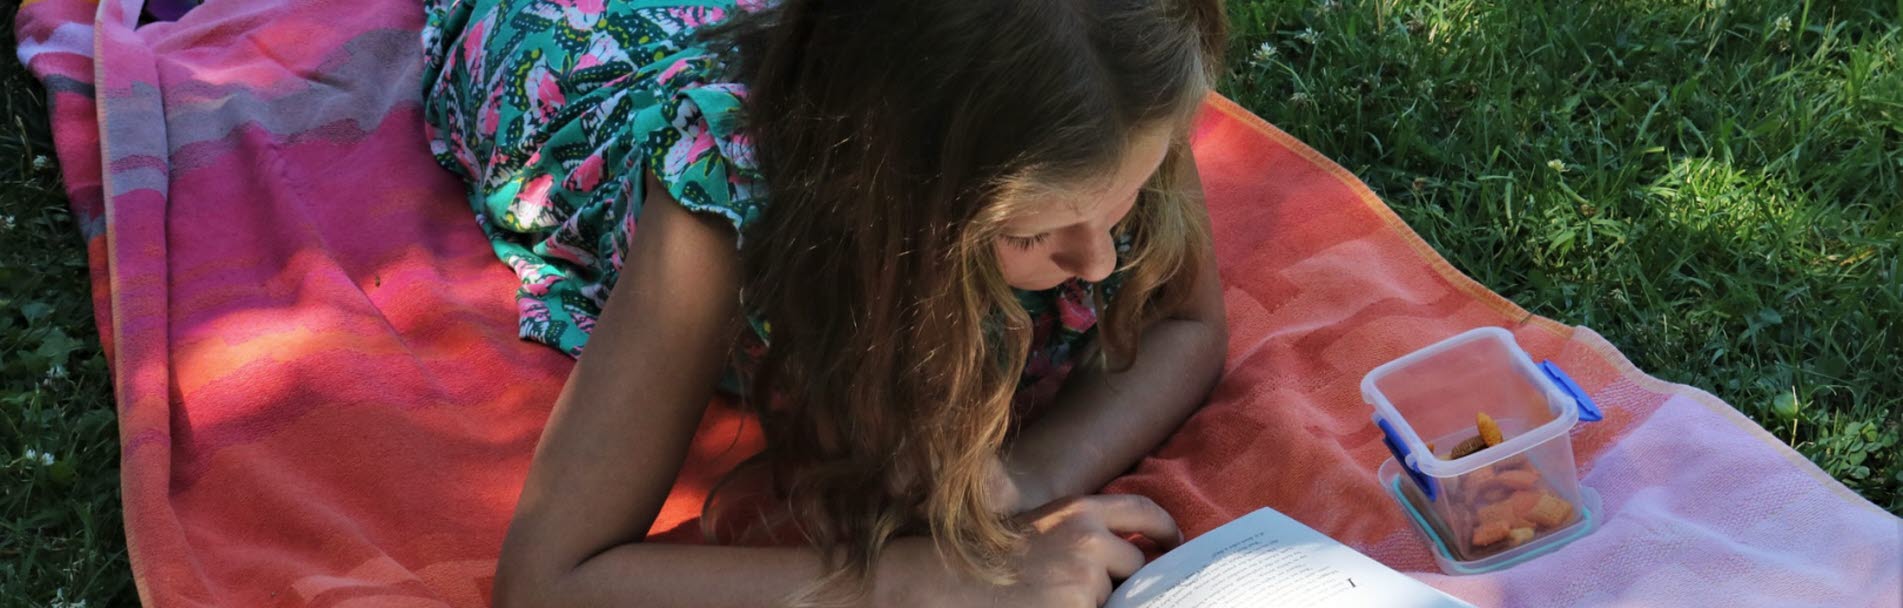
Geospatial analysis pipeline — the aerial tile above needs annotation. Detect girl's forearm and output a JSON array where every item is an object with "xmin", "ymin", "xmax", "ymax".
[
  {"xmin": 506, "ymin": 538, "xmax": 934, "ymax": 608},
  {"xmin": 1003, "ymin": 317, "xmax": 1226, "ymax": 509}
]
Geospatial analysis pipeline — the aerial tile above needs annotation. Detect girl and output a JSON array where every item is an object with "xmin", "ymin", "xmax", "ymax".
[{"xmin": 420, "ymin": 0, "xmax": 1228, "ymax": 605}]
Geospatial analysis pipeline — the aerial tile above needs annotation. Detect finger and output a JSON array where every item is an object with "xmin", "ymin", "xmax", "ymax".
[
  {"xmin": 1091, "ymin": 532, "xmax": 1148, "ymax": 581},
  {"xmin": 1091, "ymin": 494, "xmax": 1183, "ymax": 550}
]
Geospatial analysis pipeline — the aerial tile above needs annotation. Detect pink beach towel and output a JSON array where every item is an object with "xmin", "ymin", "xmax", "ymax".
[{"xmin": 13, "ymin": 0, "xmax": 1899, "ymax": 605}]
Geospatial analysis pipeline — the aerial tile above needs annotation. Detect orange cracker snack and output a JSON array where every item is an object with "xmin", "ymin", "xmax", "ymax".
[
  {"xmin": 1505, "ymin": 490, "xmax": 1543, "ymax": 517},
  {"xmin": 1467, "ymin": 465, "xmax": 1497, "ymax": 487},
  {"xmin": 1472, "ymin": 519, "xmax": 1510, "ymax": 547},
  {"xmin": 1494, "ymin": 455, "xmax": 1531, "ymax": 472},
  {"xmin": 1476, "ymin": 500, "xmax": 1514, "ymax": 523},
  {"xmin": 1507, "ymin": 527, "xmax": 1536, "ymax": 547},
  {"xmin": 1527, "ymin": 493, "xmax": 1574, "ymax": 528},
  {"xmin": 1477, "ymin": 412, "xmax": 1504, "ymax": 446},
  {"xmin": 1495, "ymin": 469, "xmax": 1540, "ymax": 490},
  {"xmin": 1450, "ymin": 435, "xmax": 1489, "ymax": 459}
]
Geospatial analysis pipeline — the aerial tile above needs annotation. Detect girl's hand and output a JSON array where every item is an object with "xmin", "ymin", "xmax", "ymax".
[{"xmin": 879, "ymin": 494, "xmax": 1182, "ymax": 608}]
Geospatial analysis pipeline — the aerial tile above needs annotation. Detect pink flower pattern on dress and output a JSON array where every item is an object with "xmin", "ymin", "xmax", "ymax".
[
  {"xmin": 1057, "ymin": 284, "xmax": 1098, "ymax": 332},
  {"xmin": 567, "ymin": 151, "xmax": 605, "ymax": 191},
  {"xmin": 532, "ymin": 68, "xmax": 564, "ymax": 120},
  {"xmin": 510, "ymin": 174, "xmax": 559, "ymax": 229},
  {"xmin": 663, "ymin": 120, "xmax": 716, "ymax": 179}
]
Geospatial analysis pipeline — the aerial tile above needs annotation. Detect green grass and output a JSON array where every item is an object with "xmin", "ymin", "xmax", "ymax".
[
  {"xmin": 1, "ymin": 0, "xmax": 1898, "ymax": 605},
  {"xmin": 1220, "ymin": 0, "xmax": 1900, "ymax": 511},
  {"xmin": 1, "ymin": 5, "xmax": 134, "ymax": 607}
]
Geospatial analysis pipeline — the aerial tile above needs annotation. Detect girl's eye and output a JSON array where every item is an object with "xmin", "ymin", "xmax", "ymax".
[{"xmin": 1002, "ymin": 233, "xmax": 1051, "ymax": 250}]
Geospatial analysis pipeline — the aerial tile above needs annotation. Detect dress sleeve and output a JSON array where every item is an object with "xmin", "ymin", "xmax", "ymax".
[{"xmin": 630, "ymin": 48, "xmax": 766, "ymax": 248}]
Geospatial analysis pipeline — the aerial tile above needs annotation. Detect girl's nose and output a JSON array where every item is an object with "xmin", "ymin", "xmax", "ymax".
[{"xmin": 1056, "ymin": 229, "xmax": 1118, "ymax": 283}]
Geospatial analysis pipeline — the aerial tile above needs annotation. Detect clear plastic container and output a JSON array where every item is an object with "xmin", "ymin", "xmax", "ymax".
[{"xmin": 1361, "ymin": 327, "xmax": 1603, "ymax": 574}]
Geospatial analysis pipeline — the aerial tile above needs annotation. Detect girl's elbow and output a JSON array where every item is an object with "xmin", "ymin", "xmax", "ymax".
[
  {"xmin": 1204, "ymin": 316, "xmax": 1228, "ymax": 352},
  {"xmin": 491, "ymin": 539, "xmax": 567, "ymax": 608},
  {"xmin": 1198, "ymin": 314, "xmax": 1226, "ymax": 351},
  {"xmin": 1197, "ymin": 319, "xmax": 1227, "ymax": 387},
  {"xmin": 490, "ymin": 561, "xmax": 550, "ymax": 608}
]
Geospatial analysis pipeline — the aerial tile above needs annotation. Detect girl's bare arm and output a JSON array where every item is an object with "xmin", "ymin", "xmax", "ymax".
[
  {"xmin": 491, "ymin": 173, "xmax": 847, "ymax": 607},
  {"xmin": 1002, "ymin": 150, "xmax": 1228, "ymax": 511}
]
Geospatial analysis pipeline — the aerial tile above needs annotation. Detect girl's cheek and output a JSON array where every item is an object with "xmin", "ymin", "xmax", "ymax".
[
  {"xmin": 994, "ymin": 246, "xmax": 1024, "ymax": 281},
  {"xmin": 994, "ymin": 245, "xmax": 1038, "ymax": 283}
]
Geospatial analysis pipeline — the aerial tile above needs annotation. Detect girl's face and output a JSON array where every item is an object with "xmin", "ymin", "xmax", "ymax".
[{"xmin": 994, "ymin": 126, "xmax": 1174, "ymax": 291}]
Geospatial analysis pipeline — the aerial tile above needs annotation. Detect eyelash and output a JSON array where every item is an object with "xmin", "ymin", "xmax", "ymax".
[{"xmin": 1002, "ymin": 233, "xmax": 1051, "ymax": 250}]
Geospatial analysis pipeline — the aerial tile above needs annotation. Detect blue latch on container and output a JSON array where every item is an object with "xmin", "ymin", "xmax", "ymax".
[
  {"xmin": 1377, "ymin": 417, "xmax": 1439, "ymax": 501},
  {"xmin": 1540, "ymin": 361, "xmax": 1603, "ymax": 422}
]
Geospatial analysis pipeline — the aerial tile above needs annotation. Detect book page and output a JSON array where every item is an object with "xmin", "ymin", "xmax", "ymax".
[{"xmin": 1106, "ymin": 508, "xmax": 1473, "ymax": 608}]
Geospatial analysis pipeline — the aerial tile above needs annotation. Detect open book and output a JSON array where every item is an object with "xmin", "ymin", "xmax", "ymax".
[{"xmin": 1107, "ymin": 507, "xmax": 1475, "ymax": 608}]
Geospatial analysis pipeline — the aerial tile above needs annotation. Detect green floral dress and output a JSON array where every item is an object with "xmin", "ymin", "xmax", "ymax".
[{"xmin": 419, "ymin": 0, "xmax": 1124, "ymax": 407}]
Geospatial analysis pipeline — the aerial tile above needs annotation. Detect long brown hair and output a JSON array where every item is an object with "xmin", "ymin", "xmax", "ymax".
[{"xmin": 699, "ymin": 0, "xmax": 1227, "ymax": 602}]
